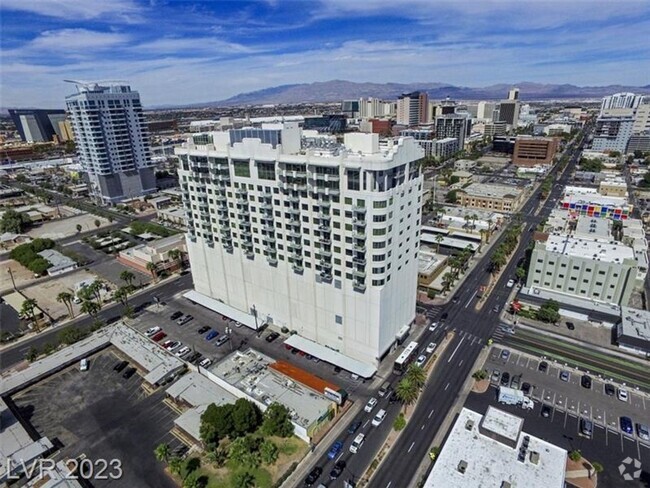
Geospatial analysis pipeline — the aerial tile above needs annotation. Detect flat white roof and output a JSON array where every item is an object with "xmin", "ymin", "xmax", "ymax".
[
  {"xmin": 423, "ymin": 408, "xmax": 567, "ymax": 488},
  {"xmin": 481, "ymin": 405, "xmax": 523, "ymax": 442},
  {"xmin": 184, "ymin": 290, "xmax": 261, "ymax": 329},
  {"xmin": 619, "ymin": 307, "xmax": 650, "ymax": 341},
  {"xmin": 543, "ymin": 234, "xmax": 635, "ymax": 264},
  {"xmin": 284, "ymin": 335, "xmax": 376, "ymax": 378},
  {"xmin": 460, "ymin": 182, "xmax": 523, "ymax": 199},
  {"xmin": 420, "ymin": 233, "xmax": 479, "ymax": 251}
]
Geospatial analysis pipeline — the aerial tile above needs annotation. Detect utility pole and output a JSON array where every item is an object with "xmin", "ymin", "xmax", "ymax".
[{"xmin": 8, "ymin": 268, "xmax": 17, "ymax": 291}]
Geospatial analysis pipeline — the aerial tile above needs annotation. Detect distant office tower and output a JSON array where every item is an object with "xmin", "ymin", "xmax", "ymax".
[
  {"xmin": 175, "ymin": 125, "xmax": 424, "ymax": 373},
  {"xmin": 8, "ymin": 109, "xmax": 67, "ymax": 143},
  {"xmin": 302, "ymin": 114, "xmax": 347, "ymax": 133},
  {"xmin": 592, "ymin": 114, "xmax": 635, "ymax": 153},
  {"xmin": 434, "ymin": 113, "xmax": 469, "ymax": 153},
  {"xmin": 477, "ymin": 101, "xmax": 496, "ymax": 120},
  {"xmin": 629, "ymin": 101, "xmax": 650, "ymax": 152},
  {"xmin": 512, "ymin": 136, "xmax": 559, "ymax": 167},
  {"xmin": 498, "ymin": 100, "xmax": 521, "ymax": 127},
  {"xmin": 484, "ymin": 121, "xmax": 507, "ymax": 137},
  {"xmin": 65, "ymin": 82, "xmax": 156, "ymax": 205},
  {"xmin": 508, "ymin": 87, "xmax": 520, "ymax": 100},
  {"xmin": 341, "ymin": 100, "xmax": 360, "ymax": 118},
  {"xmin": 359, "ymin": 97, "xmax": 394, "ymax": 119},
  {"xmin": 397, "ymin": 92, "xmax": 429, "ymax": 126},
  {"xmin": 600, "ymin": 93, "xmax": 645, "ymax": 115}
]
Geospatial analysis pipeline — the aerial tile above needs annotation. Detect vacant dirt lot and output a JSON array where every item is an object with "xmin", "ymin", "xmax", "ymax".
[{"xmin": 29, "ymin": 214, "xmax": 112, "ymax": 240}]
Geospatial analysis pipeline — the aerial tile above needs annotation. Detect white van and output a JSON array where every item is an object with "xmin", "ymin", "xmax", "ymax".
[
  {"xmin": 80, "ymin": 358, "xmax": 89, "ymax": 371},
  {"xmin": 349, "ymin": 433, "xmax": 365, "ymax": 453},
  {"xmin": 372, "ymin": 409, "xmax": 387, "ymax": 427}
]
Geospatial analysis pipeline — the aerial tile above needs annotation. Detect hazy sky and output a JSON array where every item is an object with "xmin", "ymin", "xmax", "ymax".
[{"xmin": 2, "ymin": 0, "xmax": 649, "ymax": 108}]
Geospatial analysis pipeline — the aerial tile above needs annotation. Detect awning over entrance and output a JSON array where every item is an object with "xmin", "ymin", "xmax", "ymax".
[
  {"xmin": 284, "ymin": 335, "xmax": 376, "ymax": 379},
  {"xmin": 183, "ymin": 290, "xmax": 261, "ymax": 330}
]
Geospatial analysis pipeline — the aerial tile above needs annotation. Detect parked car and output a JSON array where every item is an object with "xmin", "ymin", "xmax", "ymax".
[
  {"xmin": 636, "ymin": 423, "xmax": 650, "ymax": 441},
  {"xmin": 566, "ymin": 321, "xmax": 575, "ymax": 330},
  {"xmin": 327, "ymin": 441, "xmax": 343, "ymax": 460},
  {"xmin": 265, "ymin": 331, "xmax": 280, "ymax": 343},
  {"xmin": 330, "ymin": 460, "xmax": 346, "ymax": 480},
  {"xmin": 304, "ymin": 467, "xmax": 322, "ymax": 486},
  {"xmin": 415, "ymin": 355, "xmax": 427, "ymax": 367},
  {"xmin": 348, "ymin": 421, "xmax": 362, "ymax": 434},
  {"xmin": 80, "ymin": 358, "xmax": 89, "ymax": 371},
  {"xmin": 176, "ymin": 314, "xmax": 193, "ymax": 326},
  {"xmin": 234, "ymin": 321, "xmax": 242, "ymax": 328},
  {"xmin": 620, "ymin": 416, "xmax": 633, "ymax": 435},
  {"xmin": 541, "ymin": 404, "xmax": 552, "ymax": 418},
  {"xmin": 113, "ymin": 360, "xmax": 128, "ymax": 372},
  {"xmin": 500, "ymin": 349, "xmax": 510, "ymax": 360},
  {"xmin": 604, "ymin": 383, "xmax": 616, "ymax": 396},
  {"xmin": 151, "ymin": 331, "xmax": 167, "ymax": 342},
  {"xmin": 364, "ymin": 397, "xmax": 378, "ymax": 412},
  {"xmin": 167, "ymin": 342, "xmax": 182, "ymax": 352},
  {"xmin": 389, "ymin": 392, "xmax": 400, "ymax": 404},
  {"xmin": 440, "ymin": 312, "xmax": 448, "ymax": 322},
  {"xmin": 197, "ymin": 326, "xmax": 210, "ymax": 334},
  {"xmin": 185, "ymin": 352, "xmax": 201, "ymax": 363},
  {"xmin": 617, "ymin": 388, "xmax": 629, "ymax": 402},
  {"xmin": 205, "ymin": 330, "xmax": 219, "ymax": 341},
  {"xmin": 491, "ymin": 370, "xmax": 501, "ymax": 382},
  {"xmin": 372, "ymin": 409, "xmax": 387, "ymax": 426},
  {"xmin": 559, "ymin": 371, "xmax": 570, "ymax": 382},
  {"xmin": 428, "ymin": 321, "xmax": 438, "ymax": 331},
  {"xmin": 175, "ymin": 346, "xmax": 191, "ymax": 357},
  {"xmin": 291, "ymin": 348, "xmax": 300, "ymax": 355},
  {"xmin": 170, "ymin": 311, "xmax": 183, "ymax": 320},
  {"xmin": 161, "ymin": 340, "xmax": 174, "ymax": 348},
  {"xmin": 581, "ymin": 375, "xmax": 592, "ymax": 389},
  {"xmin": 122, "ymin": 367, "xmax": 137, "ymax": 379},
  {"xmin": 521, "ymin": 382, "xmax": 532, "ymax": 395},
  {"xmin": 506, "ymin": 279, "xmax": 514, "ymax": 288},
  {"xmin": 580, "ymin": 418, "xmax": 594, "ymax": 438},
  {"xmin": 145, "ymin": 326, "xmax": 161, "ymax": 337},
  {"xmin": 500, "ymin": 372, "xmax": 510, "ymax": 386},
  {"xmin": 215, "ymin": 335, "xmax": 230, "ymax": 347},
  {"xmin": 199, "ymin": 358, "xmax": 212, "ymax": 368},
  {"xmin": 538, "ymin": 361, "xmax": 548, "ymax": 373},
  {"xmin": 426, "ymin": 342, "xmax": 437, "ymax": 353},
  {"xmin": 349, "ymin": 433, "xmax": 365, "ymax": 453},
  {"xmin": 510, "ymin": 375, "xmax": 520, "ymax": 389}
]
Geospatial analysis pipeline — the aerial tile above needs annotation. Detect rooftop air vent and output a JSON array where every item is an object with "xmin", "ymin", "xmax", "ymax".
[{"xmin": 457, "ymin": 460, "xmax": 468, "ymax": 474}]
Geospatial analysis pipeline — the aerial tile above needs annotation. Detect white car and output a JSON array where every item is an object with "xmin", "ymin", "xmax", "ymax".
[
  {"xmin": 80, "ymin": 358, "xmax": 89, "ymax": 371},
  {"xmin": 175, "ymin": 346, "xmax": 191, "ymax": 357},
  {"xmin": 415, "ymin": 355, "xmax": 427, "ymax": 367},
  {"xmin": 428, "ymin": 322, "xmax": 438, "ymax": 332},
  {"xmin": 199, "ymin": 358, "xmax": 212, "ymax": 368},
  {"xmin": 364, "ymin": 397, "xmax": 378, "ymax": 412},
  {"xmin": 617, "ymin": 388, "xmax": 629, "ymax": 402},
  {"xmin": 349, "ymin": 433, "xmax": 365, "ymax": 453},
  {"xmin": 166, "ymin": 341, "xmax": 182, "ymax": 352},
  {"xmin": 145, "ymin": 326, "xmax": 161, "ymax": 337},
  {"xmin": 506, "ymin": 279, "xmax": 515, "ymax": 288},
  {"xmin": 371, "ymin": 409, "xmax": 387, "ymax": 427},
  {"xmin": 426, "ymin": 342, "xmax": 437, "ymax": 354}
]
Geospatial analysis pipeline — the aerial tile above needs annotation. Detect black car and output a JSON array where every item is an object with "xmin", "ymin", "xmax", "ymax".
[
  {"xmin": 266, "ymin": 331, "xmax": 280, "ymax": 343},
  {"xmin": 538, "ymin": 361, "xmax": 548, "ymax": 373},
  {"xmin": 521, "ymin": 382, "xmax": 532, "ymax": 395},
  {"xmin": 440, "ymin": 312, "xmax": 448, "ymax": 322},
  {"xmin": 541, "ymin": 404, "xmax": 552, "ymax": 418},
  {"xmin": 389, "ymin": 392, "xmax": 400, "ymax": 404},
  {"xmin": 566, "ymin": 321, "xmax": 575, "ymax": 330},
  {"xmin": 304, "ymin": 466, "xmax": 322, "ymax": 486},
  {"xmin": 197, "ymin": 326, "xmax": 210, "ymax": 334},
  {"xmin": 604, "ymin": 383, "xmax": 615, "ymax": 396},
  {"xmin": 186, "ymin": 352, "xmax": 201, "ymax": 364},
  {"xmin": 581, "ymin": 375, "xmax": 592, "ymax": 389},
  {"xmin": 122, "ymin": 367, "xmax": 137, "ymax": 379},
  {"xmin": 500, "ymin": 372, "xmax": 510, "ymax": 386},
  {"xmin": 170, "ymin": 311, "xmax": 183, "ymax": 320},
  {"xmin": 333, "ymin": 366, "xmax": 342, "ymax": 374},
  {"xmin": 452, "ymin": 296, "xmax": 459, "ymax": 303},
  {"xmin": 348, "ymin": 421, "xmax": 362, "ymax": 434},
  {"xmin": 291, "ymin": 347, "xmax": 300, "ymax": 355},
  {"xmin": 330, "ymin": 460, "xmax": 346, "ymax": 480},
  {"xmin": 113, "ymin": 360, "xmax": 128, "ymax": 372}
]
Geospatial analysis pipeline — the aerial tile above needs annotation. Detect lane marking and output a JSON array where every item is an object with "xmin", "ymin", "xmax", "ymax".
[
  {"xmin": 386, "ymin": 482, "xmax": 392, "ymax": 488},
  {"xmin": 428, "ymin": 409, "xmax": 435, "ymax": 419},
  {"xmin": 447, "ymin": 338, "xmax": 465, "ymax": 363},
  {"xmin": 421, "ymin": 424, "xmax": 425, "ymax": 430},
  {"xmin": 363, "ymin": 420, "xmax": 370, "ymax": 428},
  {"xmin": 458, "ymin": 360, "xmax": 463, "ymax": 366},
  {"xmin": 465, "ymin": 290, "xmax": 477, "ymax": 308},
  {"xmin": 335, "ymin": 453, "xmax": 343, "ymax": 462},
  {"xmin": 408, "ymin": 442, "xmax": 415, "ymax": 453},
  {"xmin": 444, "ymin": 383, "xmax": 450, "ymax": 391}
]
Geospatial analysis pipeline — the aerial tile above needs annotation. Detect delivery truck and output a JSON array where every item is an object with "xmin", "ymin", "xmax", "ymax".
[{"xmin": 498, "ymin": 386, "xmax": 534, "ymax": 410}]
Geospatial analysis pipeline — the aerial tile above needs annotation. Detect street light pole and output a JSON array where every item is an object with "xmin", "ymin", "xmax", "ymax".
[{"xmin": 8, "ymin": 268, "xmax": 17, "ymax": 291}]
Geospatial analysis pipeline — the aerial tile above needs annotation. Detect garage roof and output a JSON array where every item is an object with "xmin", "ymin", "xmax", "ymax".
[{"xmin": 183, "ymin": 290, "xmax": 261, "ymax": 330}]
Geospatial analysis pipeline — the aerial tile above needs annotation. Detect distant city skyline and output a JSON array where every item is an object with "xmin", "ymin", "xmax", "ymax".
[{"xmin": 2, "ymin": 0, "xmax": 650, "ymax": 108}]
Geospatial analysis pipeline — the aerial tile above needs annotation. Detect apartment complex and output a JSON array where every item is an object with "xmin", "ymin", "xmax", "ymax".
[
  {"xmin": 434, "ymin": 114, "xmax": 469, "ymax": 153},
  {"xmin": 512, "ymin": 136, "xmax": 559, "ymax": 167},
  {"xmin": 456, "ymin": 183, "xmax": 524, "ymax": 212},
  {"xmin": 526, "ymin": 233, "xmax": 637, "ymax": 306},
  {"xmin": 65, "ymin": 82, "xmax": 156, "ymax": 204},
  {"xmin": 600, "ymin": 92, "xmax": 645, "ymax": 115},
  {"xmin": 175, "ymin": 125, "xmax": 424, "ymax": 371},
  {"xmin": 397, "ymin": 91, "xmax": 429, "ymax": 126},
  {"xmin": 591, "ymin": 111, "xmax": 635, "ymax": 153}
]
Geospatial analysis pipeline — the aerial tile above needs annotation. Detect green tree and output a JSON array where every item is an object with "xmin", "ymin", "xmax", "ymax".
[
  {"xmin": 56, "ymin": 291, "xmax": 75, "ymax": 318},
  {"xmin": 205, "ymin": 448, "xmax": 228, "ymax": 468},
  {"xmin": 57, "ymin": 326, "xmax": 87, "ymax": 345},
  {"xmin": 260, "ymin": 439, "xmax": 279, "ymax": 465},
  {"xmin": 168, "ymin": 456, "xmax": 184, "ymax": 477},
  {"xmin": 434, "ymin": 233, "xmax": 444, "ymax": 253},
  {"xmin": 395, "ymin": 377, "xmax": 419, "ymax": 413},
  {"xmin": 146, "ymin": 261, "xmax": 158, "ymax": 281},
  {"xmin": 88, "ymin": 279, "xmax": 104, "ymax": 305},
  {"xmin": 393, "ymin": 412, "xmax": 406, "ymax": 431},
  {"xmin": 168, "ymin": 248, "xmax": 183, "ymax": 271},
  {"xmin": 228, "ymin": 435, "xmax": 261, "ymax": 468},
  {"xmin": 537, "ymin": 299, "xmax": 560, "ymax": 323},
  {"xmin": 94, "ymin": 219, "xmax": 101, "ymax": 228},
  {"xmin": 76, "ymin": 224, "xmax": 83, "ymax": 233},
  {"xmin": 515, "ymin": 266, "xmax": 527, "ymax": 282},
  {"xmin": 472, "ymin": 369, "xmax": 487, "ymax": 380},
  {"xmin": 113, "ymin": 286, "xmax": 130, "ymax": 307},
  {"xmin": 232, "ymin": 398, "xmax": 263, "ymax": 437},
  {"xmin": 20, "ymin": 298, "xmax": 39, "ymax": 331},
  {"xmin": 490, "ymin": 251, "xmax": 507, "ymax": 273},
  {"xmin": 200, "ymin": 403, "xmax": 236, "ymax": 444},
  {"xmin": 182, "ymin": 471, "xmax": 202, "ymax": 488},
  {"xmin": 406, "ymin": 364, "xmax": 426, "ymax": 388},
  {"xmin": 261, "ymin": 402, "xmax": 294, "ymax": 437},
  {"xmin": 445, "ymin": 190, "xmax": 458, "ymax": 204},
  {"xmin": 80, "ymin": 300, "xmax": 100, "ymax": 318},
  {"xmin": 25, "ymin": 346, "xmax": 39, "ymax": 362},
  {"xmin": 120, "ymin": 270, "xmax": 136, "ymax": 287},
  {"xmin": 231, "ymin": 471, "xmax": 255, "ymax": 488},
  {"xmin": 568, "ymin": 450, "xmax": 582, "ymax": 462},
  {"xmin": 154, "ymin": 443, "xmax": 170, "ymax": 463},
  {"xmin": 591, "ymin": 461, "xmax": 604, "ymax": 473},
  {"xmin": 0, "ymin": 209, "xmax": 30, "ymax": 233}
]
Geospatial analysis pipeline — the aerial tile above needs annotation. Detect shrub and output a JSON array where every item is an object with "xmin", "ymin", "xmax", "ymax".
[{"xmin": 393, "ymin": 413, "xmax": 406, "ymax": 431}]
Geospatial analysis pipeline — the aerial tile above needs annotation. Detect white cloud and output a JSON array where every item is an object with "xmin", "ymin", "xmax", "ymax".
[
  {"xmin": 1, "ymin": 0, "xmax": 142, "ymax": 21},
  {"xmin": 134, "ymin": 37, "xmax": 257, "ymax": 55}
]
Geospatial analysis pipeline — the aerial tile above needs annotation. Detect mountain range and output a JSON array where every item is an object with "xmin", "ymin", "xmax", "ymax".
[{"xmin": 203, "ymin": 80, "xmax": 650, "ymax": 107}]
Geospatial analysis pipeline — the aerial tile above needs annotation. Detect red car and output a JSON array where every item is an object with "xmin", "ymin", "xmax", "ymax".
[
  {"xmin": 284, "ymin": 344, "xmax": 293, "ymax": 350},
  {"xmin": 152, "ymin": 331, "xmax": 167, "ymax": 342}
]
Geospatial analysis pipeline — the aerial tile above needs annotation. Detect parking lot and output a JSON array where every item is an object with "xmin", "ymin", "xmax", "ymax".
[
  {"xmin": 11, "ymin": 349, "xmax": 182, "ymax": 488},
  {"xmin": 485, "ymin": 346, "xmax": 649, "ymax": 434}
]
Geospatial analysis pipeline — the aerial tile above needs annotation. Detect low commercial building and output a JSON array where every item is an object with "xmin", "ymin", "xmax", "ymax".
[
  {"xmin": 456, "ymin": 183, "xmax": 524, "ymax": 212},
  {"xmin": 158, "ymin": 206, "xmax": 187, "ymax": 227},
  {"xmin": 454, "ymin": 159, "xmax": 477, "ymax": 171},
  {"xmin": 617, "ymin": 307, "xmax": 650, "ymax": 355},
  {"xmin": 417, "ymin": 247, "xmax": 448, "ymax": 286},
  {"xmin": 598, "ymin": 177, "xmax": 628, "ymax": 197},
  {"xmin": 38, "ymin": 249, "xmax": 77, "ymax": 276},
  {"xmin": 560, "ymin": 188, "xmax": 632, "ymax": 220},
  {"xmin": 117, "ymin": 234, "xmax": 187, "ymax": 275},
  {"xmin": 513, "ymin": 136, "xmax": 559, "ymax": 167},
  {"xmin": 526, "ymin": 233, "xmax": 638, "ymax": 306},
  {"xmin": 451, "ymin": 170, "xmax": 473, "ymax": 185},
  {"xmin": 423, "ymin": 407, "xmax": 566, "ymax": 488}
]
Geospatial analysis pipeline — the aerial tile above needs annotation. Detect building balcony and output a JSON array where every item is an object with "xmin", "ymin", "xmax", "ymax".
[
  {"xmin": 286, "ymin": 194, "xmax": 300, "ymax": 203},
  {"xmin": 267, "ymin": 256, "xmax": 278, "ymax": 266},
  {"xmin": 263, "ymin": 224, "xmax": 275, "ymax": 233},
  {"xmin": 320, "ymin": 260, "xmax": 332, "ymax": 269},
  {"xmin": 319, "ymin": 213, "xmax": 331, "ymax": 221},
  {"xmin": 287, "ymin": 207, "xmax": 300, "ymax": 215},
  {"xmin": 319, "ymin": 248, "xmax": 332, "ymax": 258},
  {"xmin": 220, "ymin": 228, "xmax": 231, "ymax": 236},
  {"xmin": 319, "ymin": 200, "xmax": 331, "ymax": 209},
  {"xmin": 320, "ymin": 272, "xmax": 333, "ymax": 282},
  {"xmin": 292, "ymin": 263, "xmax": 304, "ymax": 274},
  {"xmin": 353, "ymin": 269, "xmax": 366, "ymax": 278},
  {"xmin": 353, "ymin": 243, "xmax": 366, "ymax": 252},
  {"xmin": 215, "ymin": 194, "xmax": 227, "ymax": 202},
  {"xmin": 287, "ymin": 240, "xmax": 303, "ymax": 250},
  {"xmin": 214, "ymin": 173, "xmax": 230, "ymax": 183},
  {"xmin": 260, "ymin": 214, "xmax": 273, "ymax": 223},
  {"xmin": 218, "ymin": 215, "xmax": 229, "ymax": 224},
  {"xmin": 319, "ymin": 236, "xmax": 331, "ymax": 245},
  {"xmin": 223, "ymin": 243, "xmax": 234, "ymax": 252},
  {"xmin": 238, "ymin": 208, "xmax": 250, "ymax": 217},
  {"xmin": 353, "ymin": 256, "xmax": 366, "ymax": 266},
  {"xmin": 318, "ymin": 224, "xmax": 331, "ymax": 232},
  {"xmin": 353, "ymin": 218, "xmax": 366, "ymax": 227},
  {"xmin": 312, "ymin": 173, "xmax": 340, "ymax": 182},
  {"xmin": 353, "ymin": 280, "xmax": 366, "ymax": 292},
  {"xmin": 260, "ymin": 201, "xmax": 273, "ymax": 210},
  {"xmin": 281, "ymin": 169, "xmax": 307, "ymax": 179},
  {"xmin": 263, "ymin": 235, "xmax": 276, "ymax": 244},
  {"xmin": 290, "ymin": 251, "xmax": 302, "ymax": 261},
  {"xmin": 288, "ymin": 228, "xmax": 302, "ymax": 238},
  {"xmin": 235, "ymin": 188, "xmax": 248, "ymax": 197},
  {"xmin": 352, "ymin": 205, "xmax": 367, "ymax": 214},
  {"xmin": 240, "ymin": 229, "xmax": 252, "ymax": 238},
  {"xmin": 216, "ymin": 207, "xmax": 228, "ymax": 215},
  {"xmin": 236, "ymin": 197, "xmax": 249, "ymax": 206},
  {"xmin": 352, "ymin": 231, "xmax": 366, "ymax": 240}
]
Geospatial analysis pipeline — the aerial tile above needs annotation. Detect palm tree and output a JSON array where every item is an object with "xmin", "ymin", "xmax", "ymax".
[
  {"xmin": 168, "ymin": 249, "xmax": 183, "ymax": 272},
  {"xmin": 232, "ymin": 471, "xmax": 255, "ymax": 488},
  {"xmin": 406, "ymin": 364, "xmax": 426, "ymax": 388},
  {"xmin": 88, "ymin": 279, "xmax": 104, "ymax": 305},
  {"xmin": 471, "ymin": 213, "xmax": 479, "ymax": 229},
  {"xmin": 168, "ymin": 456, "xmax": 183, "ymax": 477},
  {"xmin": 490, "ymin": 252, "xmax": 507, "ymax": 273},
  {"xmin": 56, "ymin": 291, "xmax": 74, "ymax": 318},
  {"xmin": 434, "ymin": 234, "xmax": 444, "ymax": 253},
  {"xmin": 395, "ymin": 377, "xmax": 419, "ymax": 413},
  {"xmin": 20, "ymin": 298, "xmax": 39, "ymax": 331},
  {"xmin": 146, "ymin": 262, "xmax": 158, "ymax": 281},
  {"xmin": 154, "ymin": 443, "xmax": 170, "ymax": 463},
  {"xmin": 463, "ymin": 214, "xmax": 472, "ymax": 229},
  {"xmin": 441, "ymin": 272, "xmax": 454, "ymax": 293},
  {"xmin": 120, "ymin": 270, "xmax": 135, "ymax": 288},
  {"xmin": 80, "ymin": 300, "xmax": 100, "ymax": 318},
  {"xmin": 113, "ymin": 286, "xmax": 130, "ymax": 307}
]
